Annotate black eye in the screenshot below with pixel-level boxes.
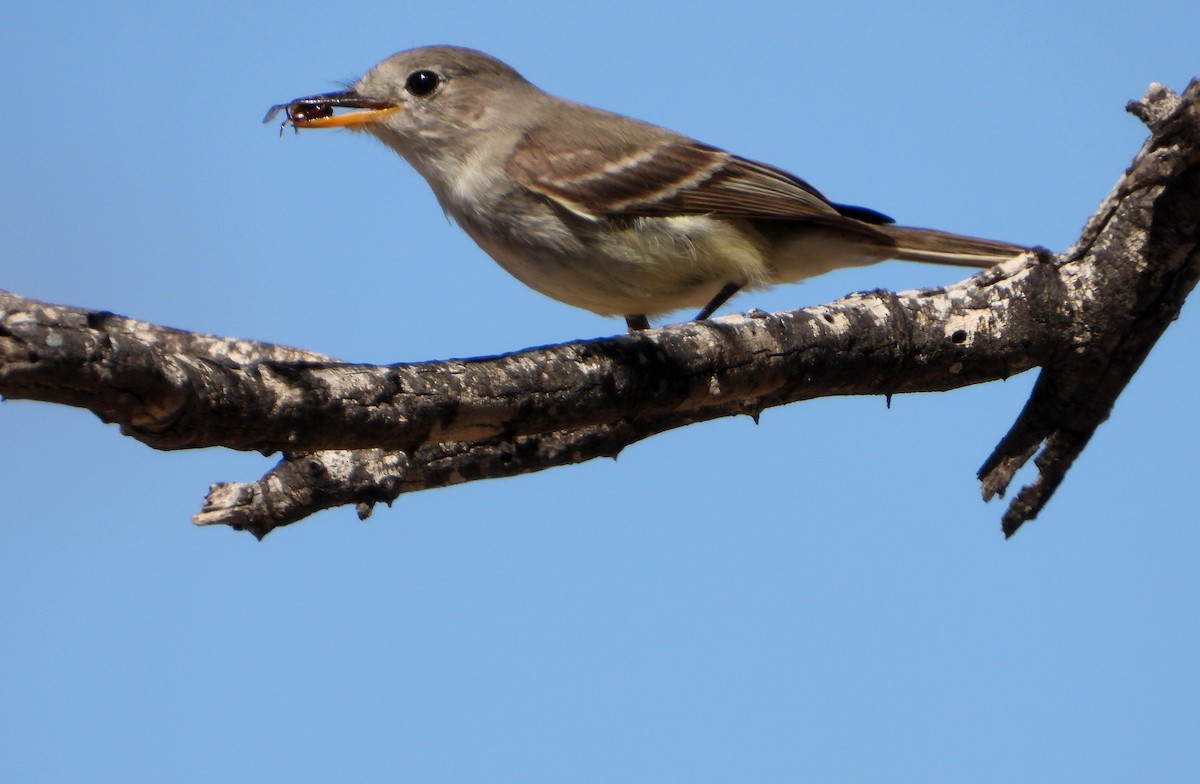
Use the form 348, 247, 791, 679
405, 69, 442, 97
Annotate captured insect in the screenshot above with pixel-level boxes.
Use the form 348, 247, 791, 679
263, 100, 334, 136
289, 103, 334, 123
263, 92, 399, 137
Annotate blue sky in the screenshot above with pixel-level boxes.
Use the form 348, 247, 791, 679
2, 1, 1197, 781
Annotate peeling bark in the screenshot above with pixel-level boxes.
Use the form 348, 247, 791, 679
2, 81, 1197, 539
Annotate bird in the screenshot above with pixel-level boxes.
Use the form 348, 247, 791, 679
265, 46, 1027, 332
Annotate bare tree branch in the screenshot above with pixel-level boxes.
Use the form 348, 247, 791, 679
0, 259, 1053, 453
978, 82, 1200, 534
2, 81, 1197, 539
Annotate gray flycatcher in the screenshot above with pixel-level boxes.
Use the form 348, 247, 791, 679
266, 46, 1027, 331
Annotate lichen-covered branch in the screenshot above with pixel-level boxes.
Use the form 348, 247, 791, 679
0, 256, 1055, 455
1, 81, 1197, 538
1, 258, 1051, 451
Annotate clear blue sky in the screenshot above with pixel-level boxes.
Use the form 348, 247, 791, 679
2, 2, 1197, 781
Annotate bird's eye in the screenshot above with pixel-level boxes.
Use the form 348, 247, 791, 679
405, 70, 442, 97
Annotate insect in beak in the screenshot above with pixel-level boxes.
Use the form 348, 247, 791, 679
264, 91, 401, 137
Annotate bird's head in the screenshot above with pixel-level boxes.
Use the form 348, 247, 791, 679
265, 46, 537, 164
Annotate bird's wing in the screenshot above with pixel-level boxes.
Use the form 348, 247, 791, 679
507, 123, 865, 222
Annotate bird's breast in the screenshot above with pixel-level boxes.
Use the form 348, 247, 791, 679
455, 209, 772, 317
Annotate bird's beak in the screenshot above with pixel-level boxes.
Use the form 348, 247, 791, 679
263, 90, 401, 130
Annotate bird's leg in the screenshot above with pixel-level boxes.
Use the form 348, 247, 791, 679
625, 315, 651, 332
694, 282, 743, 321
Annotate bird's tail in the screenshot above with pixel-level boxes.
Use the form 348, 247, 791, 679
877, 225, 1028, 268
